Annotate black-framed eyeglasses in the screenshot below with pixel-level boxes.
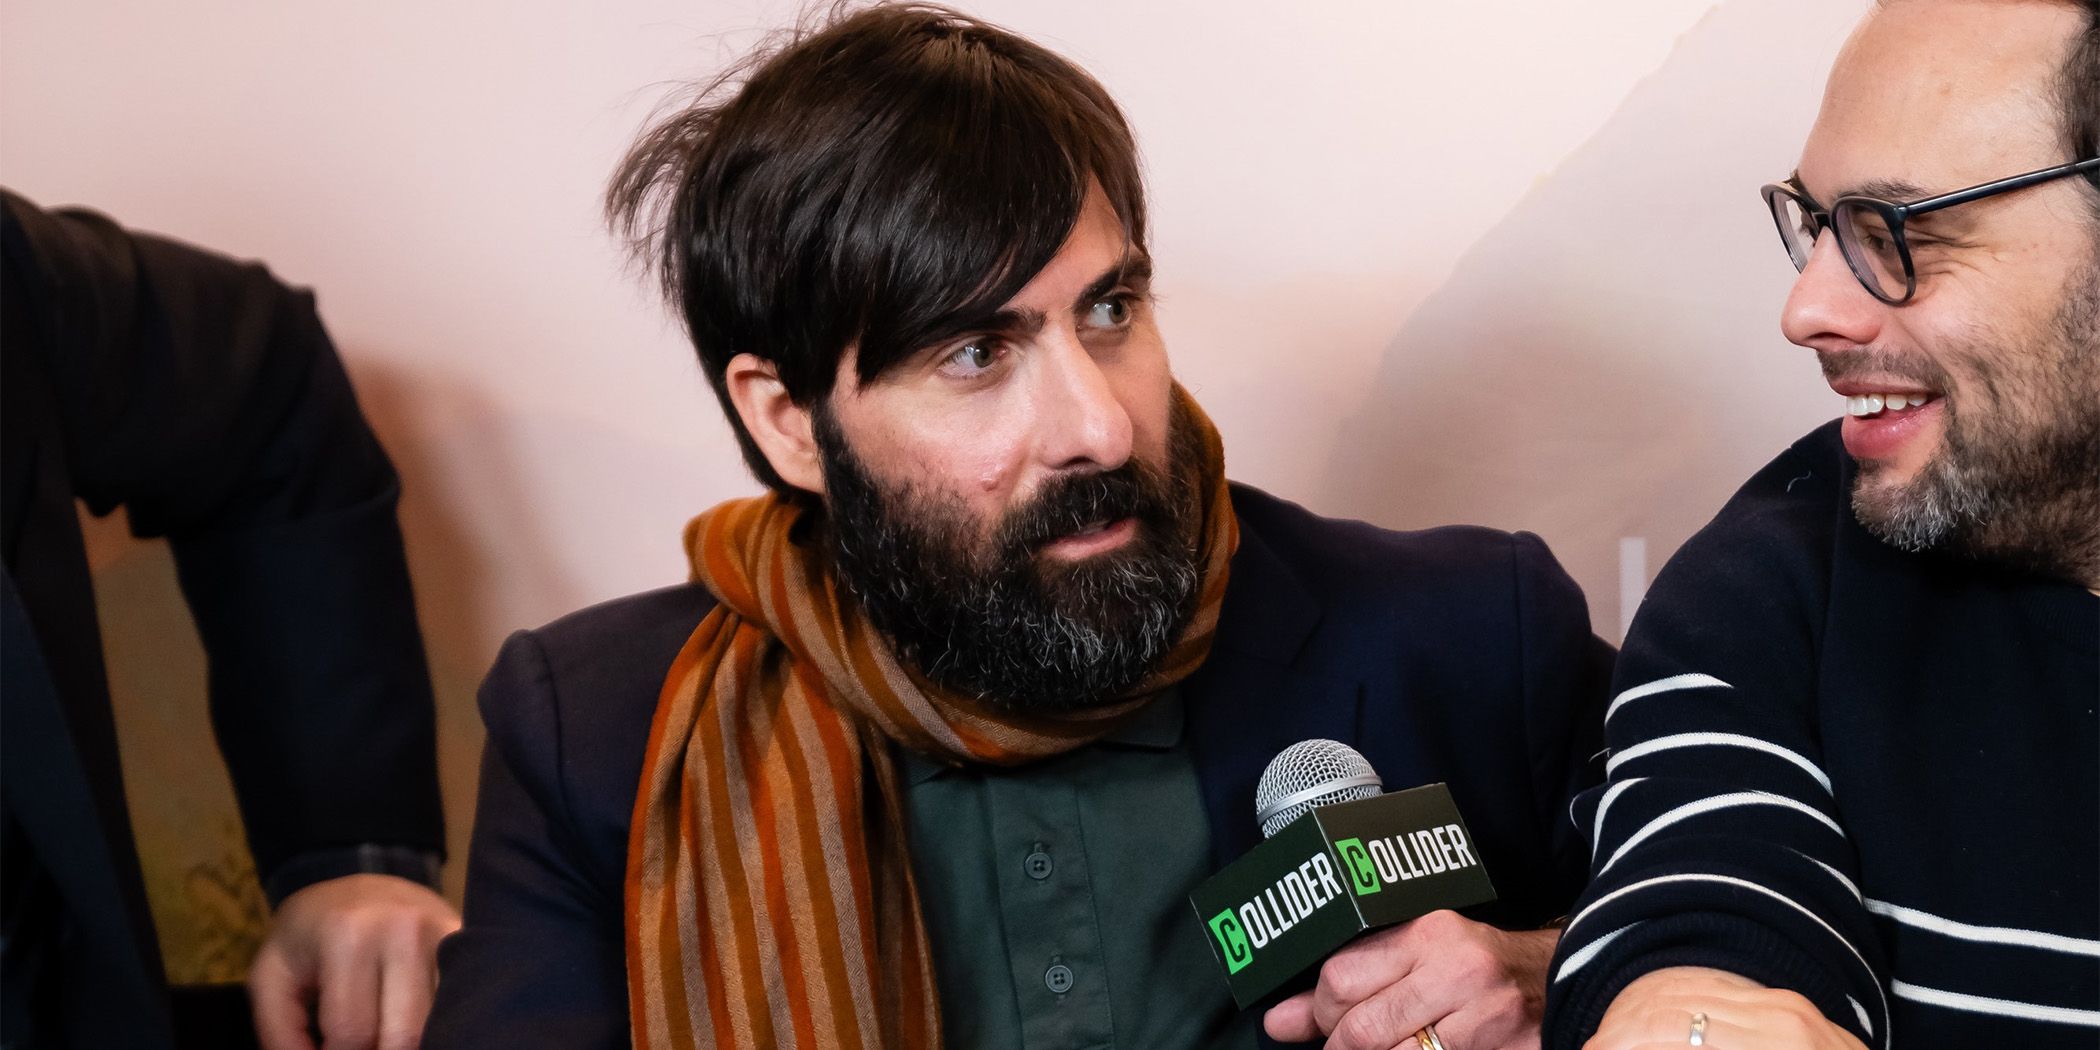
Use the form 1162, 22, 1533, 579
1761, 157, 2100, 305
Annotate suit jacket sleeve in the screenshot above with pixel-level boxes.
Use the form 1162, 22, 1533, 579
0, 190, 443, 889
426, 630, 631, 1049
1512, 531, 1616, 919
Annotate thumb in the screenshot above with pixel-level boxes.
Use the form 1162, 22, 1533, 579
1264, 990, 1321, 1044
250, 943, 320, 1050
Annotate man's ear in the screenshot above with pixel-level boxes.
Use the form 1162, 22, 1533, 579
724, 353, 825, 495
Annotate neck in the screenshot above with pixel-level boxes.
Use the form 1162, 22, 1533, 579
1958, 485, 2100, 593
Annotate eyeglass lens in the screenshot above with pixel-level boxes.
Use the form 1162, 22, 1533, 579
1832, 201, 1907, 302
1770, 192, 1819, 271
1767, 189, 1910, 302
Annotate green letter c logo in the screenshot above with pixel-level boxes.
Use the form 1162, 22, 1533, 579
1336, 838, 1380, 896
1209, 909, 1252, 973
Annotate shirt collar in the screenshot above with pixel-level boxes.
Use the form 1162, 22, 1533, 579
898, 687, 1185, 785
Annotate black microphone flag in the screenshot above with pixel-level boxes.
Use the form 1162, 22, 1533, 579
1187, 782, 1497, 1007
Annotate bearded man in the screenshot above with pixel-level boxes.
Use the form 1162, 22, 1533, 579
1546, 1, 2100, 1047
425, 6, 1612, 1048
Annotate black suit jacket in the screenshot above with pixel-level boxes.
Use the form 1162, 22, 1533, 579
426, 484, 1613, 1048
0, 191, 445, 1049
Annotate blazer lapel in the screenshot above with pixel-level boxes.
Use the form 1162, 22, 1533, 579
1184, 490, 1364, 868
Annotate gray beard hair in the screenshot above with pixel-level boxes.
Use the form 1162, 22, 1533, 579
812, 405, 1205, 714
1851, 261, 2100, 583
924, 534, 1197, 696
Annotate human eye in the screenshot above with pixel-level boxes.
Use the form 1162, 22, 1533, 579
1898, 226, 1951, 254
1838, 206, 1904, 269
935, 337, 1006, 379
1083, 293, 1136, 330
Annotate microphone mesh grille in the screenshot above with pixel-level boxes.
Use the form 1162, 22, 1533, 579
1254, 739, 1383, 839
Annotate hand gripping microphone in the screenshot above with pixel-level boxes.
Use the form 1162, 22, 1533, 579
1188, 740, 1498, 1007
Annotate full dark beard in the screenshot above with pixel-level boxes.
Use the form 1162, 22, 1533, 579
1847, 263, 2100, 583
813, 403, 1207, 713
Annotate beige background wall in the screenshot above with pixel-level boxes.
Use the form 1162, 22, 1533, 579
0, 0, 1867, 981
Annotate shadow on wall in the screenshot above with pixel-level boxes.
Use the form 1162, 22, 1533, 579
1317, 0, 1862, 638
345, 360, 601, 906
345, 355, 719, 898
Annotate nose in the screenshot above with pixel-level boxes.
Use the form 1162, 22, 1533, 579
1780, 230, 1889, 353
1032, 333, 1134, 474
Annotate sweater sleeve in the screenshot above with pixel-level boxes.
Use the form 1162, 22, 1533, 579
1543, 428, 1891, 1048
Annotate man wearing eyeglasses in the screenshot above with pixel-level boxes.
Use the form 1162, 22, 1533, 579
1542, 1, 2098, 1048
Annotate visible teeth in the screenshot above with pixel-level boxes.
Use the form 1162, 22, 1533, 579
1845, 393, 1935, 417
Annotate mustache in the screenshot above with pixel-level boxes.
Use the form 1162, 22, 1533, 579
1819, 347, 1956, 391
993, 463, 1159, 553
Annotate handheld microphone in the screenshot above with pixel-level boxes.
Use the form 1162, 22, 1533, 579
1188, 740, 1498, 1008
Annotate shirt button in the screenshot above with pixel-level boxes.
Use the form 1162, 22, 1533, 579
1023, 850, 1054, 880
1044, 963, 1074, 994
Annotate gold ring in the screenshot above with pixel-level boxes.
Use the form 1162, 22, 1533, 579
1416, 1024, 1449, 1050
1688, 1011, 1708, 1046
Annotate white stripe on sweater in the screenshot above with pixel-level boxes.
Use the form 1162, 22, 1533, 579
1587, 777, 1647, 860
1598, 791, 1842, 876
1890, 979, 2100, 1028
1847, 996, 1874, 1037
1865, 899, 2100, 958
1789, 847, 1863, 903
1605, 732, 1833, 795
1553, 923, 1637, 981
1554, 872, 1889, 1048
1604, 673, 1732, 725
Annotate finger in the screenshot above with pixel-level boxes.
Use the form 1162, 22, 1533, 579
1313, 925, 1427, 1034
376, 933, 436, 1050
1265, 991, 1322, 1043
317, 924, 382, 1050
1596, 1010, 1757, 1050
249, 946, 320, 1050
1427, 989, 1532, 1050
1323, 980, 1446, 1050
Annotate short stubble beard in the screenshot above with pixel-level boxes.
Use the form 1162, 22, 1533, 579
1846, 261, 2100, 586
812, 401, 1208, 714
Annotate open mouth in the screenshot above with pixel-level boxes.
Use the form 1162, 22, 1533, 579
1836, 386, 1945, 462
1040, 517, 1137, 558
1843, 392, 1940, 419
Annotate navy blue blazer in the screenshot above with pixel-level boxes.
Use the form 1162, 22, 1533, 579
2, 191, 444, 1049
426, 484, 1612, 1047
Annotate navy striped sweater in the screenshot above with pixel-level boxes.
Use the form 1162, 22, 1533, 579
1545, 423, 2099, 1047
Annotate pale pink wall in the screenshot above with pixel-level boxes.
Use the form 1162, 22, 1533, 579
1, 0, 1867, 979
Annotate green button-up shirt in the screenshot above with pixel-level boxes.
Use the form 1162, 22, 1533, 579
898, 691, 1262, 1050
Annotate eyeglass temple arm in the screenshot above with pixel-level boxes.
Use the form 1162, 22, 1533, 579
1907, 157, 2100, 216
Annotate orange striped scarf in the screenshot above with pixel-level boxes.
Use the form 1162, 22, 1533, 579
625, 392, 1237, 1050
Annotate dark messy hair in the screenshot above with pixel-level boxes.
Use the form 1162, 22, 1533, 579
2065, 1, 2100, 194
606, 2, 1148, 495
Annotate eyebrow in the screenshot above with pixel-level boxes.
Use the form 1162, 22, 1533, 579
1786, 170, 1931, 204
968, 250, 1155, 339
1787, 170, 1972, 232
1845, 177, 1930, 201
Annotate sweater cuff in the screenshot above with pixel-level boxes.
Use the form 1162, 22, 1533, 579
1548, 912, 1874, 1048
